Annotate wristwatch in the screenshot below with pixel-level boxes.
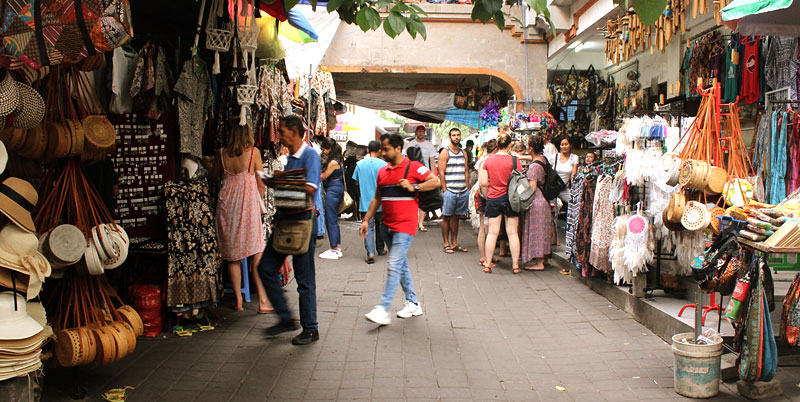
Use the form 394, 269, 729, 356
412, 184, 420, 192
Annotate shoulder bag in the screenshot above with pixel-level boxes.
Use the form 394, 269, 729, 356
534, 157, 566, 201
404, 161, 442, 212
272, 210, 314, 255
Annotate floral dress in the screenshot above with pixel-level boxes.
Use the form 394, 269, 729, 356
589, 175, 615, 272
521, 162, 552, 262
164, 178, 221, 308
216, 148, 266, 261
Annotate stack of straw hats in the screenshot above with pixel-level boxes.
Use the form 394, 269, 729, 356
0, 292, 50, 381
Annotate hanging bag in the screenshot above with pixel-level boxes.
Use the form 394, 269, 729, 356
404, 161, 442, 212
2, 0, 134, 69
272, 211, 314, 255
508, 156, 535, 213
339, 165, 354, 214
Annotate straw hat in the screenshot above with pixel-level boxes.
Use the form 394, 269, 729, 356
0, 128, 26, 152
0, 140, 6, 175
0, 330, 44, 353
17, 124, 48, 160
0, 177, 38, 233
83, 116, 116, 150
0, 224, 51, 300
11, 81, 45, 130
0, 292, 43, 340
0, 70, 21, 117
681, 201, 711, 231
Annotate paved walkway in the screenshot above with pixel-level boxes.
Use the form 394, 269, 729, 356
43, 220, 800, 401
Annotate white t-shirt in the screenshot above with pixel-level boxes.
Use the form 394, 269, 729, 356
404, 140, 436, 166
548, 153, 579, 184
110, 47, 136, 114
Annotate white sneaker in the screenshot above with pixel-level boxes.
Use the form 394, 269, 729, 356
335, 249, 343, 258
365, 306, 391, 325
319, 249, 340, 260
396, 301, 423, 318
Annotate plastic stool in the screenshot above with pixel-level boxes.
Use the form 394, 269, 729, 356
240, 258, 251, 303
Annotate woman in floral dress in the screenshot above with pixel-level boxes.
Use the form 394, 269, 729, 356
521, 135, 552, 270
210, 124, 271, 313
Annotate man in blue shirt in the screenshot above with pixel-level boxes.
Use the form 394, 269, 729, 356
352, 140, 388, 264
258, 115, 321, 345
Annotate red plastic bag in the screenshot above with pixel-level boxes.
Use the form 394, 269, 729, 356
133, 284, 164, 338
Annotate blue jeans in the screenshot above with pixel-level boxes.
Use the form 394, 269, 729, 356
380, 230, 418, 310
365, 212, 388, 256
258, 212, 318, 332
314, 187, 325, 237
324, 181, 344, 249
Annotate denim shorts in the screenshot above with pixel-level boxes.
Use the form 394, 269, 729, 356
442, 189, 469, 216
485, 193, 518, 218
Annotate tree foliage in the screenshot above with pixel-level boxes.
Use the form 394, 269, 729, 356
302, 0, 554, 40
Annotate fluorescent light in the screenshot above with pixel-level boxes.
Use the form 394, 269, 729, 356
575, 43, 585, 52
568, 41, 580, 49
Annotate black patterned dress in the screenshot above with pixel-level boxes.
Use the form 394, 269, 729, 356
574, 175, 597, 270
164, 179, 221, 309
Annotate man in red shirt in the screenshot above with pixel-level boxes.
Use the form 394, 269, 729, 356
360, 133, 440, 325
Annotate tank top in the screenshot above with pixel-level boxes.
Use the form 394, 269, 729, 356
324, 159, 344, 187
444, 147, 467, 193
740, 37, 761, 104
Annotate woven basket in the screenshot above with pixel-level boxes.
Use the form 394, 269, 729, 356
207, 28, 234, 52
237, 85, 257, 106
77, 328, 96, 366
82, 115, 116, 150
65, 119, 85, 157
679, 160, 710, 190
116, 322, 136, 356
44, 122, 70, 159
667, 192, 686, 223
681, 201, 711, 231
704, 167, 728, 195
709, 206, 726, 234
42, 224, 86, 266
117, 306, 143, 337
19, 124, 48, 160
55, 329, 84, 367
91, 326, 117, 366
0, 127, 26, 151
662, 209, 685, 232
84, 242, 105, 276
107, 322, 129, 360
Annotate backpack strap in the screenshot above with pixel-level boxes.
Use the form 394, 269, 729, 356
512, 156, 518, 172
403, 160, 411, 179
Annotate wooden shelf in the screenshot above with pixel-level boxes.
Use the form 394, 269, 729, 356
738, 238, 800, 254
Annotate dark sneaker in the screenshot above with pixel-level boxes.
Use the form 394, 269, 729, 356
264, 320, 299, 337
291, 330, 320, 345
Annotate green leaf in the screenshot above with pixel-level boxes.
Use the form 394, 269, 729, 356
383, 18, 397, 37
634, 0, 667, 25
483, 0, 503, 14
493, 11, 505, 30
409, 15, 426, 40
408, 4, 428, 16
284, 0, 300, 11
376, 0, 392, 8
327, 0, 345, 12
391, 2, 410, 12
365, 7, 381, 30
407, 19, 418, 39
356, 7, 371, 31
309, 0, 317, 11
387, 12, 406, 36
471, 0, 493, 22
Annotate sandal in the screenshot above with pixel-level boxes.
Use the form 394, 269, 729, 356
479, 259, 497, 268
483, 266, 492, 273
559, 269, 571, 276
443, 246, 455, 254
365, 256, 375, 264
418, 226, 428, 232
513, 267, 521, 274
452, 245, 468, 253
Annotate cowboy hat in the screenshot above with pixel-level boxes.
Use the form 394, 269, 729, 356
0, 292, 43, 340
0, 177, 38, 233
0, 224, 51, 300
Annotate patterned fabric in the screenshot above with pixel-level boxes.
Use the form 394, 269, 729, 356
765, 37, 799, 101
564, 175, 584, 261
589, 175, 615, 272
787, 113, 800, 194
164, 179, 221, 308
574, 175, 597, 269
216, 148, 266, 261
174, 59, 213, 158
444, 148, 467, 193
256, 63, 293, 144
310, 70, 335, 135
1, 0, 133, 68
521, 162, 552, 262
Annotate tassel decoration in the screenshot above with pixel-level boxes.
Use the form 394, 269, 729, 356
212, 52, 221, 75
240, 104, 247, 126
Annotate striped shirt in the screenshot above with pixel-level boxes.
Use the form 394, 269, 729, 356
444, 147, 467, 193
378, 158, 431, 235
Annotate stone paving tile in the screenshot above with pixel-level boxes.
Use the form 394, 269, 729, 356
41, 224, 800, 401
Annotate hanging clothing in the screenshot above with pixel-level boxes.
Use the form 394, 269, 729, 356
769, 111, 788, 204
216, 148, 266, 261
764, 37, 798, 100
723, 36, 742, 104
164, 178, 221, 308
574, 175, 597, 271
589, 175, 615, 272
740, 37, 762, 104
110, 47, 136, 114
310, 70, 335, 135
520, 162, 552, 263
256, 63, 293, 144
564, 175, 584, 262
174, 59, 213, 158
787, 113, 800, 194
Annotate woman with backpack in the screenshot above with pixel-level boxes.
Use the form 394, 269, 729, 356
520, 135, 552, 271
479, 133, 523, 274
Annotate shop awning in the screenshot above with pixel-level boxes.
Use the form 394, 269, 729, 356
721, 0, 800, 37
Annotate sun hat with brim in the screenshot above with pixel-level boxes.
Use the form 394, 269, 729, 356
0, 330, 44, 353
0, 268, 29, 292
11, 82, 45, 130
0, 177, 38, 233
0, 71, 21, 117
0, 224, 51, 300
0, 292, 43, 340
0, 357, 41, 381
83, 116, 116, 150
0, 140, 7, 175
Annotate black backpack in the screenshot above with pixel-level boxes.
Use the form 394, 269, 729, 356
533, 158, 566, 201
403, 161, 443, 212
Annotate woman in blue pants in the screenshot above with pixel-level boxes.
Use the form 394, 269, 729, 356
319, 137, 344, 260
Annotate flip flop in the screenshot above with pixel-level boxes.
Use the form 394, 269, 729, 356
365, 256, 375, 264
418, 227, 428, 232
452, 245, 468, 253
257, 308, 274, 314
443, 246, 454, 254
